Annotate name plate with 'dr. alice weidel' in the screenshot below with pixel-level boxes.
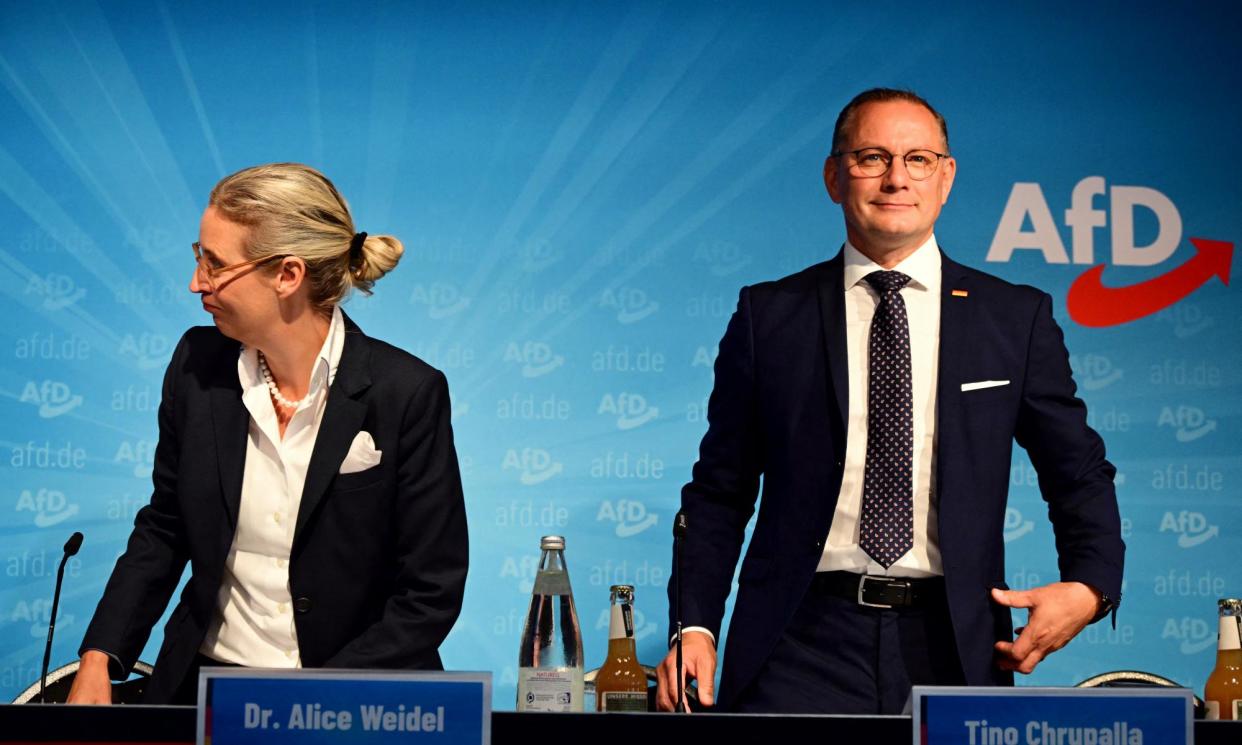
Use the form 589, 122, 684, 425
197, 668, 491, 745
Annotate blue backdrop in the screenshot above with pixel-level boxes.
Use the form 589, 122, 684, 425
1, 0, 1238, 710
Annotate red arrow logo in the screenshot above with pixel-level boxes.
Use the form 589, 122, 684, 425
1066, 237, 1233, 327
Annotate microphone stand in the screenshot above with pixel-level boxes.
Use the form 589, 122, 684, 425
673, 512, 688, 712
40, 532, 83, 703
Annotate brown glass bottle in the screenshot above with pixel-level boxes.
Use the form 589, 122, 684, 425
1206, 598, 1242, 720
595, 585, 648, 711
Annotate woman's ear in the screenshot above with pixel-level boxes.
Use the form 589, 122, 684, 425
274, 256, 308, 299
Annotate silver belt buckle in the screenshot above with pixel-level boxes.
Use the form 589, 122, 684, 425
857, 574, 896, 608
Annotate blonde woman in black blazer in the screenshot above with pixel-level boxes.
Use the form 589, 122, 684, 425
69, 164, 468, 704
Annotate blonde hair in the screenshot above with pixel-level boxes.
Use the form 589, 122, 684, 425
208, 163, 403, 315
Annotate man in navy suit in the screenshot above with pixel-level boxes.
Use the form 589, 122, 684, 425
655, 89, 1124, 714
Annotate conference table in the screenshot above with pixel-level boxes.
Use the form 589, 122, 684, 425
1, 704, 1239, 744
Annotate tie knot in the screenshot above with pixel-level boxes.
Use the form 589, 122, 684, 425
864, 270, 911, 295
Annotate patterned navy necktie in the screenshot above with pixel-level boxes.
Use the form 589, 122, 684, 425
860, 270, 914, 569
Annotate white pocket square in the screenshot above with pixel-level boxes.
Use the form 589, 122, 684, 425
339, 431, 382, 474
961, 379, 1010, 392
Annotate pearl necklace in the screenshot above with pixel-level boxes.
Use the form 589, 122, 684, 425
257, 351, 304, 409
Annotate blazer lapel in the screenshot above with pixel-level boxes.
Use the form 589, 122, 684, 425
817, 251, 849, 433
935, 251, 973, 502
211, 355, 249, 530
293, 316, 372, 549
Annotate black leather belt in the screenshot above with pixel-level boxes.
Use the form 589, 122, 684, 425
812, 571, 944, 609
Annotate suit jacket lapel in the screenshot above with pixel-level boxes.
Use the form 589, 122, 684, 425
293, 315, 372, 549
936, 251, 973, 504
211, 349, 249, 530
817, 251, 849, 433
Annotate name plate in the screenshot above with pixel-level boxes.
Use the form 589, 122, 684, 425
912, 686, 1192, 745
197, 668, 490, 745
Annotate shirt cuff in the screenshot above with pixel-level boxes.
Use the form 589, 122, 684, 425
670, 626, 716, 648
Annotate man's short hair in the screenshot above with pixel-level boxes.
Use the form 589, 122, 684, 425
831, 88, 950, 154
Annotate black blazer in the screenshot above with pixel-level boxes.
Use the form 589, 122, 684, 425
81, 314, 469, 703
670, 251, 1124, 709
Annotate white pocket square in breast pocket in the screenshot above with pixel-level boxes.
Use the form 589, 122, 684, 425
961, 379, 1010, 392
339, 431, 382, 474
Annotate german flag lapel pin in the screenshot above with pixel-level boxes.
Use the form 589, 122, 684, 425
951, 289, 969, 297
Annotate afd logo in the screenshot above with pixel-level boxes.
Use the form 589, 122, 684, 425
10, 598, 75, 638
449, 393, 470, 422
503, 341, 564, 378
1157, 405, 1216, 442
19, 380, 83, 418
498, 555, 539, 593
502, 448, 563, 486
598, 393, 659, 430
114, 439, 155, 479
409, 282, 471, 319
519, 238, 562, 273
1069, 354, 1122, 391
125, 225, 174, 262
1159, 510, 1218, 548
596, 499, 659, 538
594, 605, 658, 641
1157, 303, 1213, 339
693, 239, 752, 276
1161, 617, 1215, 655
1002, 507, 1034, 543
25, 273, 86, 310
987, 177, 1233, 326
16, 488, 80, 528
600, 287, 659, 324
692, 345, 717, 368
118, 333, 171, 370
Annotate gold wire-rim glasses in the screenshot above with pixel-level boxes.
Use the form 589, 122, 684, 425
192, 242, 291, 289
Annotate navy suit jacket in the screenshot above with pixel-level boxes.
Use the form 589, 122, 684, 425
81, 314, 469, 703
669, 251, 1124, 710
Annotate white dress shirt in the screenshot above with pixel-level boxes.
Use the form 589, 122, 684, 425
817, 236, 943, 577
200, 305, 346, 666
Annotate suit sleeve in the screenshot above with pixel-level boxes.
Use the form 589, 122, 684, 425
79, 332, 192, 679
668, 287, 766, 643
324, 370, 468, 667
1015, 293, 1125, 612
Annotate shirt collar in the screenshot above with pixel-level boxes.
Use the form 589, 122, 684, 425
842, 234, 942, 293
238, 304, 347, 402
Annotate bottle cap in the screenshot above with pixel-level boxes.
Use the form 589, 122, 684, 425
540, 535, 565, 551
610, 584, 635, 593
1219, 598, 1242, 615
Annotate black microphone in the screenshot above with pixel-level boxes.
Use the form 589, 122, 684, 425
40, 531, 83, 703
672, 512, 688, 712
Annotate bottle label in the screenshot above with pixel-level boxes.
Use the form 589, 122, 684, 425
532, 568, 572, 595
609, 603, 635, 640
601, 691, 648, 712
1219, 616, 1242, 651
517, 667, 584, 712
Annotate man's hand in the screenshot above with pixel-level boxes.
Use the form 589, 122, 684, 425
655, 631, 716, 712
991, 581, 1101, 675
66, 650, 113, 704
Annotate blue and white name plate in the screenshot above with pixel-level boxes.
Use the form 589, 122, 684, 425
912, 686, 1192, 745
197, 668, 491, 745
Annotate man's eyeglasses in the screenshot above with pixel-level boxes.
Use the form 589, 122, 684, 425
192, 242, 289, 291
831, 147, 949, 181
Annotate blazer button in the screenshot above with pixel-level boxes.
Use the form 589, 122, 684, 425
293, 597, 312, 614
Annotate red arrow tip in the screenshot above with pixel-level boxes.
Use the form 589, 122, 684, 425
1188, 237, 1234, 286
